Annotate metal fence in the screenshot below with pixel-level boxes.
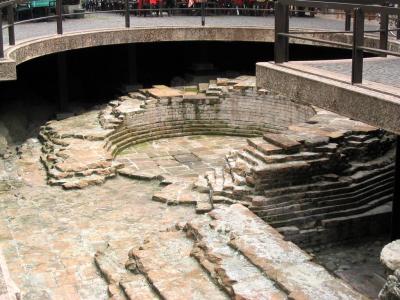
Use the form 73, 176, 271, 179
1, 0, 400, 85
274, 0, 400, 84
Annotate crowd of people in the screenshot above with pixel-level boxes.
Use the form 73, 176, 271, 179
84, 0, 276, 15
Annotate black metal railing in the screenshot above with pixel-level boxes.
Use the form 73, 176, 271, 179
2, 0, 400, 73
274, 0, 400, 84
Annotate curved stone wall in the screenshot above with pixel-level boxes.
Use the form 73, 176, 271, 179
39, 76, 315, 189
105, 83, 315, 157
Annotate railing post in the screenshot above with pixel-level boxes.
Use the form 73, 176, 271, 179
7, 5, 15, 46
0, 9, 4, 59
345, 10, 351, 31
392, 136, 400, 240
56, 0, 63, 34
379, 8, 389, 54
274, 1, 289, 63
201, 0, 205, 26
125, 0, 130, 28
351, 8, 364, 84
397, 14, 400, 40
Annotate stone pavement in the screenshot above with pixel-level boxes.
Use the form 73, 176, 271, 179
116, 135, 248, 181
1, 145, 197, 299
302, 57, 400, 88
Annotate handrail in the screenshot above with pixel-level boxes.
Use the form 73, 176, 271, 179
274, 0, 400, 84
281, 0, 400, 14
278, 32, 353, 48
0, 1, 14, 9
1, 0, 400, 66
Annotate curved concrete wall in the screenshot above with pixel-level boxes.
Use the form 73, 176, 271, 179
3, 25, 399, 81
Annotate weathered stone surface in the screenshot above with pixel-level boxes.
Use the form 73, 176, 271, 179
379, 269, 400, 300
131, 231, 228, 300
263, 133, 301, 150
208, 204, 367, 300
0, 250, 20, 300
152, 181, 210, 208
189, 106, 396, 246
0, 135, 7, 157
95, 245, 158, 300
186, 215, 287, 300
381, 240, 400, 272
145, 86, 183, 98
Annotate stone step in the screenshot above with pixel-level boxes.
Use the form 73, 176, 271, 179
94, 246, 157, 300
237, 150, 264, 167
193, 175, 210, 193
261, 163, 393, 200
263, 180, 349, 199
185, 215, 287, 299
256, 168, 394, 210
130, 231, 229, 300
258, 182, 393, 221
262, 133, 301, 150
208, 204, 366, 300
152, 181, 212, 214
222, 169, 234, 191
269, 193, 392, 228
246, 137, 284, 156
257, 176, 394, 217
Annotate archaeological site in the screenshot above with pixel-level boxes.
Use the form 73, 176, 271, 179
1, 1, 400, 299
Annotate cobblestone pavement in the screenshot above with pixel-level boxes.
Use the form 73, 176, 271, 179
304, 57, 400, 88
2, 13, 379, 46
0, 135, 248, 299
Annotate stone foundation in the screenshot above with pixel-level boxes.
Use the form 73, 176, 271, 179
39, 76, 315, 189
156, 109, 395, 246
95, 203, 367, 300
39, 76, 395, 246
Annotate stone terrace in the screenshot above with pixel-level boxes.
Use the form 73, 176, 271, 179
0, 76, 395, 299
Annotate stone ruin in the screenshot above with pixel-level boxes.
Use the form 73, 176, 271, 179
35, 76, 397, 299
185, 110, 395, 246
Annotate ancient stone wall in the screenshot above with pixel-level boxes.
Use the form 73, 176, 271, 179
105, 86, 315, 156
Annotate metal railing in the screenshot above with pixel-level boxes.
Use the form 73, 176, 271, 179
1, 3, 279, 58
2, 0, 400, 77
274, 0, 400, 84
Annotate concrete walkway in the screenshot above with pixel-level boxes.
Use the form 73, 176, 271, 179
301, 57, 400, 88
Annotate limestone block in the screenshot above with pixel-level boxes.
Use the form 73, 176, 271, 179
381, 240, 400, 272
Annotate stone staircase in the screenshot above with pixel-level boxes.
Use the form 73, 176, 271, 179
95, 204, 368, 300
188, 110, 395, 246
